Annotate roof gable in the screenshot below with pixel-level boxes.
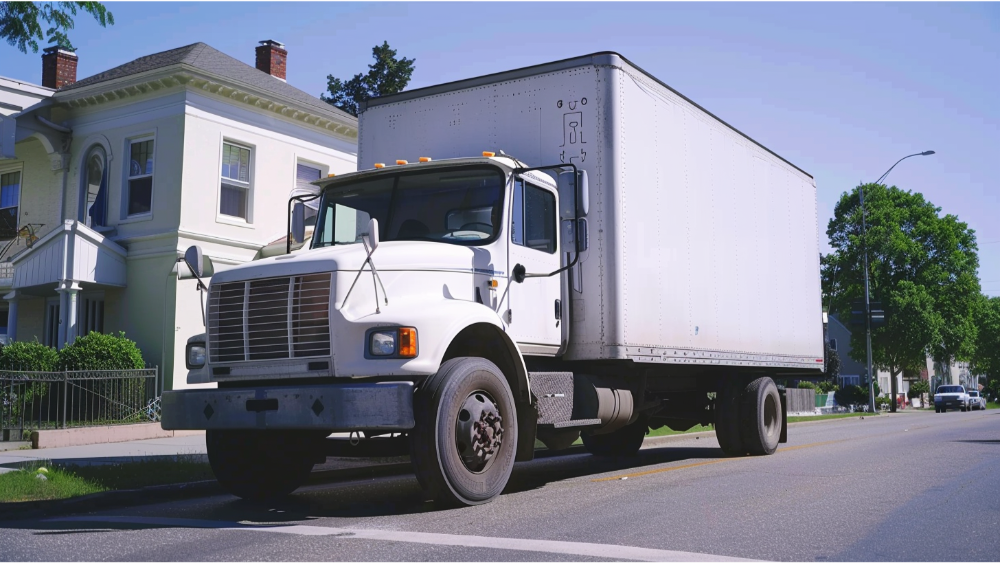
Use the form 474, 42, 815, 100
57, 42, 354, 124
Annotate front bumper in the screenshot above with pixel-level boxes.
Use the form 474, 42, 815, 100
160, 382, 414, 431
935, 398, 966, 409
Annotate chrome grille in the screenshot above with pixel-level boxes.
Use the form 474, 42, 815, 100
208, 273, 332, 363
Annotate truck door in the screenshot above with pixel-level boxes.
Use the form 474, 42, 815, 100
507, 178, 562, 352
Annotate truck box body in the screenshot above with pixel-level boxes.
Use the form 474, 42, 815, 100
360, 53, 823, 371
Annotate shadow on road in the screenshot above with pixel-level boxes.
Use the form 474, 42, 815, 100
4, 444, 726, 535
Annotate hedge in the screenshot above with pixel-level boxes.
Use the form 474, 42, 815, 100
0, 340, 60, 371
59, 331, 145, 371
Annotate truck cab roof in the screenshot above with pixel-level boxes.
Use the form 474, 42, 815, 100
313, 155, 558, 193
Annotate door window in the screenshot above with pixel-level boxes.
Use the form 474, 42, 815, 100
511, 180, 557, 253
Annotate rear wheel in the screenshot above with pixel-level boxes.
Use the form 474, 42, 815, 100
207, 430, 319, 501
740, 377, 782, 455
582, 416, 647, 457
410, 357, 517, 506
715, 377, 747, 456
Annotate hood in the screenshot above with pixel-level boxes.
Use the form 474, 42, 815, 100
212, 241, 504, 284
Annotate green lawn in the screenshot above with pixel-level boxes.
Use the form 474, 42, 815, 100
0, 456, 213, 504
788, 412, 871, 423
987, 402, 999, 410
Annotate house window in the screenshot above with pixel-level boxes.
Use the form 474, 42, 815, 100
44, 298, 60, 347
829, 338, 838, 351
511, 180, 557, 253
126, 138, 154, 216
0, 171, 21, 239
296, 163, 322, 226
79, 294, 105, 335
220, 142, 252, 220
83, 146, 108, 227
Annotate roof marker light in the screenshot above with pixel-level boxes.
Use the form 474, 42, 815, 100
374, 163, 385, 169
327, 173, 336, 177
396, 160, 408, 165
419, 157, 432, 162
482, 151, 495, 157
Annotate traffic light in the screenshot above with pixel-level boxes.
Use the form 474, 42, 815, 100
850, 300, 866, 326
869, 301, 886, 328
849, 299, 887, 328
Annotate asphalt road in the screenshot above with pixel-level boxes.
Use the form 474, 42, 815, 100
2, 409, 998, 562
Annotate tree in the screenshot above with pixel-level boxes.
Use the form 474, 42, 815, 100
822, 183, 980, 412
321, 41, 415, 117
1, 1, 113, 54
823, 339, 841, 382
971, 295, 1000, 382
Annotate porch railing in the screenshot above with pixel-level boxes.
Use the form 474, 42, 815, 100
0, 368, 159, 442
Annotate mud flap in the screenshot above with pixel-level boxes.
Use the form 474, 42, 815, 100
515, 401, 538, 462
779, 388, 788, 444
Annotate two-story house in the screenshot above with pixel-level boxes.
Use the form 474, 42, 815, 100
0, 41, 358, 391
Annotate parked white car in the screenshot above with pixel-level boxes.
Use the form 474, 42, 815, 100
934, 385, 969, 413
967, 390, 986, 411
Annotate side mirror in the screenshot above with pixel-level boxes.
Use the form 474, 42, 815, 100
576, 170, 589, 217
556, 170, 589, 219
365, 217, 380, 252
557, 171, 576, 220
291, 203, 306, 244
183, 245, 204, 278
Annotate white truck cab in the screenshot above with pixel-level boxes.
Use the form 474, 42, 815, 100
162, 53, 823, 506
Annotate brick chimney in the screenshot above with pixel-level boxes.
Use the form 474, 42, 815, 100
255, 40, 287, 81
41, 46, 78, 89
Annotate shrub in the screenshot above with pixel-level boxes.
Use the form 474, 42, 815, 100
797, 381, 817, 390
908, 380, 930, 399
59, 332, 144, 371
875, 396, 891, 409
817, 381, 839, 393
0, 340, 59, 371
834, 385, 868, 407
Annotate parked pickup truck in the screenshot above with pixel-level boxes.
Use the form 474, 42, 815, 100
934, 385, 969, 413
967, 390, 986, 410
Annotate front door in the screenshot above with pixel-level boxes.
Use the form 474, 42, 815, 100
506, 178, 562, 352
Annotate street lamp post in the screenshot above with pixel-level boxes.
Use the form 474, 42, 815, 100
862, 150, 935, 413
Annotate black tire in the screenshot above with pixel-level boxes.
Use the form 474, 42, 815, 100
410, 357, 518, 506
715, 376, 747, 456
582, 416, 647, 457
740, 377, 782, 456
207, 430, 318, 501
935, 407, 940, 413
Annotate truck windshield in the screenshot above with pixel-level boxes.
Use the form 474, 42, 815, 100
312, 166, 505, 248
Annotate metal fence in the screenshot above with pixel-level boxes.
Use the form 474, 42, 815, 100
0, 368, 159, 441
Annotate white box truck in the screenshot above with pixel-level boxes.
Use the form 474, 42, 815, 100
162, 52, 824, 506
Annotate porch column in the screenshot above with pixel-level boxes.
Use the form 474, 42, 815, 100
3, 290, 19, 342
56, 280, 81, 349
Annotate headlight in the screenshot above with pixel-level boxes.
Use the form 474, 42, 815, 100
186, 343, 207, 369
370, 331, 396, 356
367, 327, 417, 358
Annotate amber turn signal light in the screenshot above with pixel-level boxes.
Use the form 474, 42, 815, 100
399, 327, 417, 358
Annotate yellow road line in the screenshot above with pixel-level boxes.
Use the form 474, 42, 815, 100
591, 438, 848, 482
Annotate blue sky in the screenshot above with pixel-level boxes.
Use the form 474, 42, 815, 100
2, 2, 998, 295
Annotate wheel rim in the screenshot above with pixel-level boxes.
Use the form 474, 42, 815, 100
763, 393, 779, 441
454, 390, 504, 473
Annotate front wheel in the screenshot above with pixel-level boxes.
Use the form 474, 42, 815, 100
410, 357, 518, 506
207, 430, 318, 501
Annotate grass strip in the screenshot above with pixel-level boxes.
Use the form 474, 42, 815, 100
0, 456, 213, 504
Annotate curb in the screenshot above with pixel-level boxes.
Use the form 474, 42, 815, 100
1, 414, 873, 520
0, 460, 415, 521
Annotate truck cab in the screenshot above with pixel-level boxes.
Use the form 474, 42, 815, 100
164, 154, 589, 505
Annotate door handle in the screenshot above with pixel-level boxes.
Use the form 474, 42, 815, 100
555, 299, 562, 320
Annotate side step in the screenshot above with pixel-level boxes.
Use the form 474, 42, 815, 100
529, 371, 601, 429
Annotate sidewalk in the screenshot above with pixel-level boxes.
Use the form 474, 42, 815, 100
0, 432, 409, 476
0, 433, 209, 473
